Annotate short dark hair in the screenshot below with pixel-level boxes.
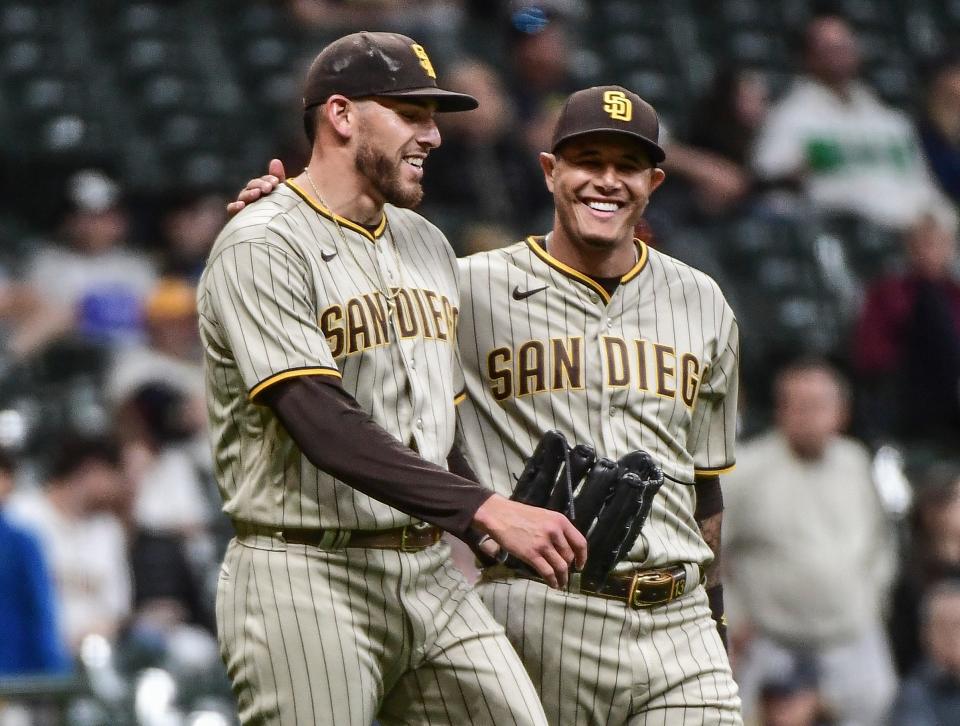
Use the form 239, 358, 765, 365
303, 105, 322, 146
48, 435, 120, 482
774, 356, 850, 403
128, 383, 192, 446
792, 6, 850, 58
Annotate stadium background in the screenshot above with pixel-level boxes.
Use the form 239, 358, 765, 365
0, 0, 958, 724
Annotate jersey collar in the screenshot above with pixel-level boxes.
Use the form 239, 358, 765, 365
525, 235, 649, 304
286, 179, 387, 242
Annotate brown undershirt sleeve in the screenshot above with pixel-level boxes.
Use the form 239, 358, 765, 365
446, 439, 479, 483
261, 375, 494, 538
445, 436, 492, 552
693, 475, 723, 520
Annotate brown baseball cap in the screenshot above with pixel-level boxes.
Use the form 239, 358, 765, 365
551, 85, 665, 163
303, 32, 478, 113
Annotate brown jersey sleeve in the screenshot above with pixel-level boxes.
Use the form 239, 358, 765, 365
262, 375, 494, 538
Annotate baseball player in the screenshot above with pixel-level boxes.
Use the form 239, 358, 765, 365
230, 85, 742, 724
458, 86, 742, 725
201, 32, 585, 726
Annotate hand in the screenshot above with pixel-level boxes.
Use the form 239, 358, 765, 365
226, 158, 287, 216
471, 494, 587, 589
692, 157, 749, 214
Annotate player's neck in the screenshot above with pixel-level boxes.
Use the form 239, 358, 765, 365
299, 157, 384, 227
546, 227, 638, 278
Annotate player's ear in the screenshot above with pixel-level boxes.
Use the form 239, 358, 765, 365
648, 166, 666, 193
323, 95, 356, 140
539, 152, 557, 194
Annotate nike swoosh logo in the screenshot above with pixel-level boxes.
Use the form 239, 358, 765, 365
512, 285, 548, 301
321, 250, 337, 262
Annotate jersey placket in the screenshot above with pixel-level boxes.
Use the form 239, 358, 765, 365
375, 229, 425, 456
590, 286, 631, 461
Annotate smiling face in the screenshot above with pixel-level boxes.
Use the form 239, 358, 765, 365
353, 97, 441, 208
541, 133, 665, 253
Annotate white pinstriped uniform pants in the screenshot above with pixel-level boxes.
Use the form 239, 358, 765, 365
477, 576, 743, 726
217, 535, 547, 726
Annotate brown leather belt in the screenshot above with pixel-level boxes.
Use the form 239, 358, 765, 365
483, 564, 694, 609
233, 521, 442, 552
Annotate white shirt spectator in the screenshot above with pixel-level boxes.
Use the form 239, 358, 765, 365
133, 447, 209, 534
753, 77, 945, 230
722, 430, 898, 725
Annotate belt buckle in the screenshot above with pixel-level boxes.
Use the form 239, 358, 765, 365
629, 568, 686, 608
401, 523, 433, 552
400, 525, 416, 552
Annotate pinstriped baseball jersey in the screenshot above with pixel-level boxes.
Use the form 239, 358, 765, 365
457, 235, 739, 572
198, 180, 463, 531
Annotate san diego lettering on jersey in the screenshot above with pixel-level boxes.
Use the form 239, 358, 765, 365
319, 286, 459, 358
486, 336, 703, 406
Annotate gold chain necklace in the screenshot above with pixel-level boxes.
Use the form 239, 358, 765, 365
303, 167, 403, 311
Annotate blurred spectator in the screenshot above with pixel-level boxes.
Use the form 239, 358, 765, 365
752, 14, 946, 230
0, 269, 73, 361
121, 383, 210, 538
505, 6, 575, 124
500, 5, 574, 238
26, 169, 157, 348
889, 466, 960, 676
664, 66, 770, 219
106, 277, 204, 408
7, 436, 132, 654
756, 655, 835, 726
423, 58, 551, 244
0, 449, 70, 675
918, 54, 960, 206
890, 578, 960, 725
288, 0, 463, 37
120, 383, 215, 636
689, 67, 771, 170
723, 360, 898, 726
288, 0, 399, 26
852, 209, 960, 449
159, 192, 227, 282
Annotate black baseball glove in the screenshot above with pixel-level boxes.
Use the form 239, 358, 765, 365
510, 429, 596, 517
501, 430, 595, 571
503, 432, 664, 591
578, 450, 664, 592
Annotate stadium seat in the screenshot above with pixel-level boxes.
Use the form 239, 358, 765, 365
0, 4, 44, 36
